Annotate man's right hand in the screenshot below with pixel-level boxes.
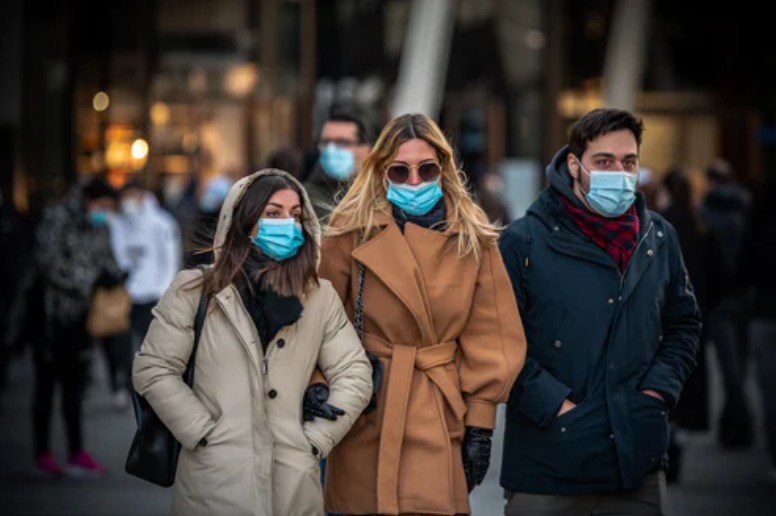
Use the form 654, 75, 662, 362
557, 399, 576, 417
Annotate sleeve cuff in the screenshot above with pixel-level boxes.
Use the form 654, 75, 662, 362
464, 399, 498, 429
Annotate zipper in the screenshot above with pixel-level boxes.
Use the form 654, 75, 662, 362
619, 221, 653, 292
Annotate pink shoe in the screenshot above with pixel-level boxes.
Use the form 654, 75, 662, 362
34, 451, 63, 478
65, 450, 108, 478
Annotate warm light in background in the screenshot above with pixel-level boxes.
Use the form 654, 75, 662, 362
150, 102, 170, 126
224, 63, 259, 98
131, 138, 149, 160
92, 91, 110, 112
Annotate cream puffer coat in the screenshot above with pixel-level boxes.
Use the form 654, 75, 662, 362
133, 169, 372, 516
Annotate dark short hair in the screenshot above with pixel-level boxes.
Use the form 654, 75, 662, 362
705, 159, 734, 184
83, 177, 118, 201
568, 108, 644, 159
326, 104, 373, 144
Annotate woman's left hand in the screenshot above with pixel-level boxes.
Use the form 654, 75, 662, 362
462, 426, 493, 492
303, 383, 346, 421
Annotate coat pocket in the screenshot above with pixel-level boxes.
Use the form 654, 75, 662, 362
629, 391, 670, 480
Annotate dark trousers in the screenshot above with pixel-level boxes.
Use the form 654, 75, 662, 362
130, 302, 156, 350
100, 332, 133, 393
752, 319, 776, 467
33, 323, 90, 457
504, 472, 667, 516
712, 303, 753, 444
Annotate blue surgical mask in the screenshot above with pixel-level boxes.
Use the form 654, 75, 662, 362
89, 209, 109, 227
319, 144, 355, 181
577, 160, 637, 218
386, 179, 443, 216
251, 218, 305, 261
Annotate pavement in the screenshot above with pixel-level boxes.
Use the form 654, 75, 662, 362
1, 345, 774, 516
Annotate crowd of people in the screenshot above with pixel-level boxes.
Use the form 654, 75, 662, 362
0, 106, 773, 516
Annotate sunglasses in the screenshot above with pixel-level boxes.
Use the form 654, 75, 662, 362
385, 161, 442, 184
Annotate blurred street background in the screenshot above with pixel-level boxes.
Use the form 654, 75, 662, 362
2, 0, 776, 515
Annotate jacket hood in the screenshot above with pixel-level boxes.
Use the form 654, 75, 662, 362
546, 146, 585, 208
214, 169, 322, 262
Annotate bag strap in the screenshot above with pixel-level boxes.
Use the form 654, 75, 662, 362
183, 266, 211, 387
354, 229, 365, 341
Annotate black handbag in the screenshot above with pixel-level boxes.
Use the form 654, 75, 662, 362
125, 283, 210, 487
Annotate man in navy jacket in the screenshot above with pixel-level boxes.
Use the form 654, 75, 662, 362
499, 108, 701, 515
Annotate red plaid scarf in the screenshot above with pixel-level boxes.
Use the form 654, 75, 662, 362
561, 196, 639, 272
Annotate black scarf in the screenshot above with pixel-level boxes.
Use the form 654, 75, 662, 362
392, 198, 447, 233
236, 251, 303, 351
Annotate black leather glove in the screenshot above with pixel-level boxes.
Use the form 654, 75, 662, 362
303, 383, 346, 422
462, 426, 493, 493
363, 351, 383, 414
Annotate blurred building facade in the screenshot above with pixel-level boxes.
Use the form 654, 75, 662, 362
1, 0, 775, 219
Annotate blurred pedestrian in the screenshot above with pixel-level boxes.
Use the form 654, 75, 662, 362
476, 170, 511, 224
105, 181, 181, 410
737, 175, 776, 481
32, 177, 125, 478
304, 106, 372, 222
133, 169, 371, 516
659, 167, 727, 482
185, 174, 233, 268
499, 109, 701, 515
700, 159, 754, 448
0, 188, 28, 391
315, 113, 526, 515
267, 146, 305, 182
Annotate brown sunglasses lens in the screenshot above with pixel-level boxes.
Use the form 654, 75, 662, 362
386, 164, 411, 184
418, 162, 441, 182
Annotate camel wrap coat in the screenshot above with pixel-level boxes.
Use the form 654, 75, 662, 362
319, 205, 527, 515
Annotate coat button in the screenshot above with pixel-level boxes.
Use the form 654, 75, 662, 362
560, 427, 567, 433
554, 340, 562, 348
553, 225, 560, 231
277, 339, 286, 348
658, 334, 663, 343
647, 250, 654, 256
608, 298, 614, 304
657, 231, 664, 238
609, 433, 614, 439
268, 389, 278, 399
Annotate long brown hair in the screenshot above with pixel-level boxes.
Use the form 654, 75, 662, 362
200, 175, 319, 298
326, 113, 498, 260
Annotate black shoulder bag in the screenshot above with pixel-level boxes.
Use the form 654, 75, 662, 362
125, 276, 210, 487
356, 229, 383, 414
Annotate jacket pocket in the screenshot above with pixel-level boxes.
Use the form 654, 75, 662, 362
516, 399, 619, 484
629, 391, 670, 480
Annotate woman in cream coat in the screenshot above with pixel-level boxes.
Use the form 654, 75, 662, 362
133, 169, 372, 516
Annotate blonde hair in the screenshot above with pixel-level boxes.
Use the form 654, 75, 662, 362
325, 113, 498, 260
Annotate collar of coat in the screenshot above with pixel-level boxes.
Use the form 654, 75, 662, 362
348, 195, 468, 347
368, 195, 461, 235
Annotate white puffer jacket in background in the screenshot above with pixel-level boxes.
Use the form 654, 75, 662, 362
109, 193, 181, 304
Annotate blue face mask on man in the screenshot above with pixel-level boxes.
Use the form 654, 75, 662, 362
251, 218, 305, 261
386, 179, 444, 216
576, 159, 638, 218
319, 144, 355, 181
